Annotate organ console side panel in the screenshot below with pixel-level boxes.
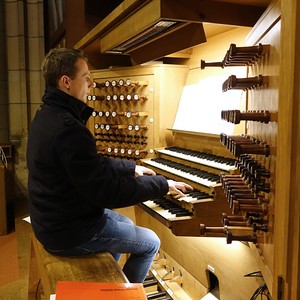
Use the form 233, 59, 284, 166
276, 0, 300, 298
244, 0, 280, 295
246, 0, 300, 298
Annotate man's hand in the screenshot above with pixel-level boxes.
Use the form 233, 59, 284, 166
167, 180, 193, 197
135, 165, 156, 176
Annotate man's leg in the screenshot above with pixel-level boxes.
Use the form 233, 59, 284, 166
100, 209, 161, 283
58, 209, 160, 283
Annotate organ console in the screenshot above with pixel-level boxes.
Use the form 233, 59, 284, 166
82, 1, 297, 297
86, 62, 271, 297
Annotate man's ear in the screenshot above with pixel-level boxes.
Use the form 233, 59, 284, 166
60, 75, 70, 90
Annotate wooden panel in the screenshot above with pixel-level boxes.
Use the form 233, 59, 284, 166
64, 0, 88, 48
87, 64, 188, 161
245, 1, 280, 296
0, 162, 7, 235
135, 205, 264, 300
273, 0, 300, 298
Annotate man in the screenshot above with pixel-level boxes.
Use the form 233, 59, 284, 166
26, 48, 192, 283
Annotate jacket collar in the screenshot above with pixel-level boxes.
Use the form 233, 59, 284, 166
42, 86, 93, 123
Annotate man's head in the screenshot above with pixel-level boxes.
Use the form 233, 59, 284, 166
41, 48, 93, 103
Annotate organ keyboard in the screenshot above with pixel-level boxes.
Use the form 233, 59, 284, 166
144, 158, 220, 188
157, 146, 236, 172
139, 146, 237, 236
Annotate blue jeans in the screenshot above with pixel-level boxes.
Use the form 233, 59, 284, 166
48, 209, 160, 283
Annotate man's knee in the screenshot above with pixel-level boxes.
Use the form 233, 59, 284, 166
147, 229, 160, 252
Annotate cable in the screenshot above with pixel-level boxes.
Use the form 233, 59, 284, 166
250, 282, 270, 300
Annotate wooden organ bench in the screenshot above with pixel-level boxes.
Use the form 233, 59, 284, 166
28, 231, 128, 300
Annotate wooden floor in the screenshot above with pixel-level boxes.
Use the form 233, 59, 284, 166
0, 192, 32, 300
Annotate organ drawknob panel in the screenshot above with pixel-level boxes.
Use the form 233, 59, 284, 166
87, 77, 150, 161
200, 43, 275, 246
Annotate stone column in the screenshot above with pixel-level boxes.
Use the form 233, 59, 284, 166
5, 0, 45, 190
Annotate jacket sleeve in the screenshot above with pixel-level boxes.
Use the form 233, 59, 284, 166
100, 156, 136, 177
53, 123, 169, 209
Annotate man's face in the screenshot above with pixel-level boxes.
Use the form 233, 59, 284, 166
68, 58, 93, 103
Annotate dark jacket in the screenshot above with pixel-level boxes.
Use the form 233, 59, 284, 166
27, 86, 168, 250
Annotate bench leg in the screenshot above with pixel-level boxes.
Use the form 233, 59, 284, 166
28, 239, 42, 300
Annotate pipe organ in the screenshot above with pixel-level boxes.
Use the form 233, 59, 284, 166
83, 0, 299, 298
